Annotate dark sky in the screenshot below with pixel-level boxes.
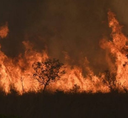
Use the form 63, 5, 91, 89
0, 0, 128, 74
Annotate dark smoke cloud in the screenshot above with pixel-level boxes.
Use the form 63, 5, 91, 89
0, 0, 127, 74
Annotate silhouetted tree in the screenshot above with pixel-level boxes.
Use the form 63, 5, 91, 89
32, 58, 65, 91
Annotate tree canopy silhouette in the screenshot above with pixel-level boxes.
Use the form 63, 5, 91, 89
32, 58, 65, 91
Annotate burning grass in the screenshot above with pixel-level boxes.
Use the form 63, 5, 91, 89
0, 11, 128, 94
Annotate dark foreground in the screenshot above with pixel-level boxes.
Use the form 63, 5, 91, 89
0, 91, 128, 118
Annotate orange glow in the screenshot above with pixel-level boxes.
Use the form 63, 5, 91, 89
101, 11, 128, 92
0, 11, 128, 95
0, 23, 9, 38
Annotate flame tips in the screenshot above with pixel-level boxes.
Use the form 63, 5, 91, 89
0, 10, 128, 94
0, 23, 9, 39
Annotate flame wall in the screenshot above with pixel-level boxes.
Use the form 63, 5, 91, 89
0, 1, 128, 94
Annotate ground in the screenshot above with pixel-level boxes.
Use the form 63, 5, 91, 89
0, 91, 128, 118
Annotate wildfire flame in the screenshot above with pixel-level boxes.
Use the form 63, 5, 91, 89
0, 11, 128, 95
0, 23, 9, 39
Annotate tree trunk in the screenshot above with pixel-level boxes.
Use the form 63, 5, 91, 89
43, 78, 50, 92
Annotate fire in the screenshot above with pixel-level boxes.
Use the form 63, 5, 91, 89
0, 23, 9, 39
106, 11, 128, 91
100, 11, 128, 92
0, 10, 128, 94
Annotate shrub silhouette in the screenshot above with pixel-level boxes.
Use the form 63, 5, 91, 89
32, 58, 65, 91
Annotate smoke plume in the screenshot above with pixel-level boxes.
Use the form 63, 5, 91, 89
0, 0, 127, 75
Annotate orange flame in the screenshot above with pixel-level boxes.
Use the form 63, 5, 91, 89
0, 23, 9, 38
101, 11, 128, 92
0, 10, 128, 95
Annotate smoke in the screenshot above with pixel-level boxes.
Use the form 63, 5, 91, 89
0, 0, 127, 75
